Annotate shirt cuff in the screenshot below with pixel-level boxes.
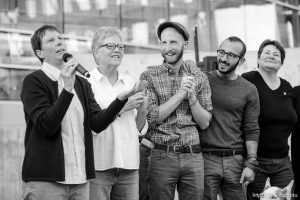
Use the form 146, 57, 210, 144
139, 120, 148, 136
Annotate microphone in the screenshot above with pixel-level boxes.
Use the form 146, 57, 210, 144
63, 53, 90, 78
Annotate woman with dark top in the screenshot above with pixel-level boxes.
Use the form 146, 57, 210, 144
242, 39, 296, 199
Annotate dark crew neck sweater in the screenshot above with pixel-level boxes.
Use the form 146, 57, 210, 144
201, 71, 260, 151
242, 71, 297, 158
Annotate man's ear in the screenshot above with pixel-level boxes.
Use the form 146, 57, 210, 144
35, 49, 44, 60
238, 57, 245, 66
184, 41, 188, 49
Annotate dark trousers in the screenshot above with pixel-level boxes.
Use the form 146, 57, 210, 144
139, 144, 151, 200
148, 149, 204, 200
292, 134, 300, 200
293, 160, 300, 200
247, 156, 294, 200
203, 154, 245, 200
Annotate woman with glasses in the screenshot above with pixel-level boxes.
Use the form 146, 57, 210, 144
88, 26, 148, 200
242, 39, 296, 199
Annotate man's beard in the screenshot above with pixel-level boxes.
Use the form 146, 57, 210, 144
162, 47, 184, 65
217, 60, 239, 74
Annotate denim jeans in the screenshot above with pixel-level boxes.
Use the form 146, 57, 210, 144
292, 157, 300, 200
22, 181, 89, 200
148, 149, 204, 200
139, 144, 151, 200
203, 154, 245, 200
247, 156, 294, 200
89, 168, 138, 200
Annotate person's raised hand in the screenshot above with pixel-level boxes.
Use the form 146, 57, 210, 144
117, 80, 147, 101
119, 91, 145, 115
60, 57, 78, 92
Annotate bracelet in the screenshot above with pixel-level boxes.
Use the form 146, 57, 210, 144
189, 99, 197, 107
244, 160, 259, 173
246, 153, 257, 160
246, 159, 258, 166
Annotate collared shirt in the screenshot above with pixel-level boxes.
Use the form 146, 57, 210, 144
89, 68, 147, 170
41, 62, 86, 184
140, 61, 212, 146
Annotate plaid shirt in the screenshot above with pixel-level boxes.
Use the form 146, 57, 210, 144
140, 61, 213, 145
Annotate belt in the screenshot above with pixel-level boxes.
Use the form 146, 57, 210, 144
140, 138, 154, 149
153, 143, 201, 154
202, 149, 245, 157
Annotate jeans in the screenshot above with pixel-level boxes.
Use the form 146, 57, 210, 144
89, 168, 138, 200
139, 144, 151, 200
203, 154, 245, 200
148, 149, 204, 200
247, 156, 294, 200
22, 181, 89, 200
292, 159, 300, 200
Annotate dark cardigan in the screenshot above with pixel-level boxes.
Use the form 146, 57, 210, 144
20, 70, 126, 182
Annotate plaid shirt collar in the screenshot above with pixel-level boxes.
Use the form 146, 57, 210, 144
161, 60, 198, 76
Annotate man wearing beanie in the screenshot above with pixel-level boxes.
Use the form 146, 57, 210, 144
139, 21, 213, 200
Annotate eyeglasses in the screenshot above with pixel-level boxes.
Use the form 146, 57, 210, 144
100, 43, 125, 50
217, 49, 241, 60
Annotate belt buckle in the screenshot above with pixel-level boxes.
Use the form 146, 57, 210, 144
173, 145, 181, 153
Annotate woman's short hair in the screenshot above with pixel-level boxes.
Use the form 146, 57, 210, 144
31, 25, 61, 63
91, 27, 123, 64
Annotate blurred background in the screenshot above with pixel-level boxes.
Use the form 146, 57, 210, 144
1, 0, 300, 199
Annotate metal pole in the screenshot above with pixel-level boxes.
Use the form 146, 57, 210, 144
61, 0, 65, 33
167, 0, 170, 20
194, 26, 200, 66
119, 2, 123, 29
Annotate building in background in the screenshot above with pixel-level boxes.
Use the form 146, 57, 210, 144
1, 0, 300, 51
1, 0, 300, 199
1, 0, 300, 100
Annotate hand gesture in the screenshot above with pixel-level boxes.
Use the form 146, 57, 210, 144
119, 91, 146, 115
117, 80, 147, 101
181, 75, 197, 103
240, 167, 255, 185
137, 90, 149, 113
60, 57, 78, 92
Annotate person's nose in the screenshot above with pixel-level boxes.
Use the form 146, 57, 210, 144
164, 43, 173, 52
113, 46, 121, 52
56, 38, 63, 46
269, 54, 276, 59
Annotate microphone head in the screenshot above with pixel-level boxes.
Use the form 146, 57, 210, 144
63, 53, 73, 62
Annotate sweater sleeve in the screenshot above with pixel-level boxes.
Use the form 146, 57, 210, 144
86, 80, 127, 133
243, 85, 260, 142
20, 73, 74, 137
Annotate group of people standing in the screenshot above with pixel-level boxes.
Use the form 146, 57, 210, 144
20, 20, 298, 200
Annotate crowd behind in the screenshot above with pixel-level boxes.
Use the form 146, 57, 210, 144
19, 21, 300, 200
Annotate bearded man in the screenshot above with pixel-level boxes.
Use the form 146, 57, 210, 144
201, 36, 260, 200
139, 21, 213, 200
